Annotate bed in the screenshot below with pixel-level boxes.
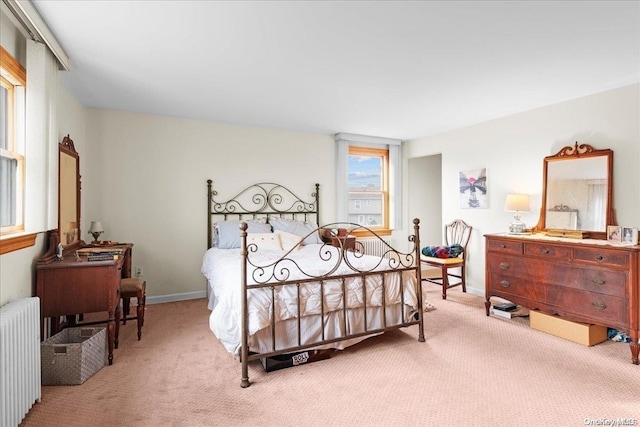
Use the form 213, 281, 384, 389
202, 180, 425, 387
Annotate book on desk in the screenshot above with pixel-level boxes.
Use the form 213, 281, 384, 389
76, 247, 124, 261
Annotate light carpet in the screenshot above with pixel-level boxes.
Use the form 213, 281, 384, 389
21, 283, 640, 426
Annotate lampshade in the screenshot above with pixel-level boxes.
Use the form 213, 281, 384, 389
504, 194, 530, 234
88, 221, 104, 233
504, 194, 530, 213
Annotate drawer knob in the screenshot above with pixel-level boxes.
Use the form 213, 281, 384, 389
500, 280, 511, 288
592, 278, 605, 285
592, 301, 607, 310
542, 248, 550, 255
595, 255, 604, 261
499, 262, 510, 270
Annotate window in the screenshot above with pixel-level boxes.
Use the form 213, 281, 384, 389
336, 133, 401, 237
348, 146, 389, 232
0, 47, 26, 237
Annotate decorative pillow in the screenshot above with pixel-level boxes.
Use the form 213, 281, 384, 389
422, 244, 464, 259
274, 230, 303, 251
246, 233, 282, 251
269, 218, 322, 245
216, 220, 272, 249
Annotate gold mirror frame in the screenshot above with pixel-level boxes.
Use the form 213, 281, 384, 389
535, 142, 614, 240
58, 135, 82, 251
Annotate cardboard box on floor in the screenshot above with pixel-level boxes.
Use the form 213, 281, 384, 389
529, 310, 608, 346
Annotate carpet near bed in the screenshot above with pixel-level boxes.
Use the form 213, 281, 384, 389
21, 284, 640, 427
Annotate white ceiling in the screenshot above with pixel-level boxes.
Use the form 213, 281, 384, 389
32, 1, 640, 141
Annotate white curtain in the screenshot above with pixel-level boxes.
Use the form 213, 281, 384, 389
336, 138, 349, 223
334, 133, 402, 229
388, 143, 402, 229
26, 39, 59, 232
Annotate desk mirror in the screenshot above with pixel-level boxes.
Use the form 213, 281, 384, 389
536, 142, 614, 239
58, 135, 81, 250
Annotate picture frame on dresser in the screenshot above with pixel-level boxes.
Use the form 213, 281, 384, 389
607, 225, 638, 245
607, 225, 622, 242
622, 227, 638, 245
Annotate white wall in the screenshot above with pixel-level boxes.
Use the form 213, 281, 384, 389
83, 110, 337, 300
0, 4, 25, 63
405, 83, 640, 296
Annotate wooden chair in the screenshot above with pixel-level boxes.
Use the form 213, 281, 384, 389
421, 219, 472, 300
120, 278, 146, 340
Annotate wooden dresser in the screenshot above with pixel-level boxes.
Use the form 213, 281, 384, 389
485, 233, 639, 364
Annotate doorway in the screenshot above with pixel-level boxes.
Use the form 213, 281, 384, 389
408, 154, 442, 245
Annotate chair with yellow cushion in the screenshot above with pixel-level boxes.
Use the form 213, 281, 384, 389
120, 278, 146, 340
420, 219, 472, 300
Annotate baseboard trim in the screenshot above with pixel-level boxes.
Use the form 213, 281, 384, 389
146, 291, 207, 305
466, 286, 484, 298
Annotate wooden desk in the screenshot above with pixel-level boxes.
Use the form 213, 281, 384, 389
36, 243, 133, 365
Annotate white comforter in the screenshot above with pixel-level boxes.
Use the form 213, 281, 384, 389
201, 244, 418, 355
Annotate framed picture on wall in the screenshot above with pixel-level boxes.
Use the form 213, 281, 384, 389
459, 168, 488, 209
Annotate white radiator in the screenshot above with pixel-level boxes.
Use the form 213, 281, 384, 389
0, 297, 41, 427
359, 237, 392, 258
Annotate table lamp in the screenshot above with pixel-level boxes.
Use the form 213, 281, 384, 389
88, 221, 104, 243
504, 194, 530, 234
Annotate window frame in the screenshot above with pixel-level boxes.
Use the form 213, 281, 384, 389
0, 45, 32, 253
347, 146, 391, 237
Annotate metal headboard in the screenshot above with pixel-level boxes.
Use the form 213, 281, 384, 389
206, 180, 320, 249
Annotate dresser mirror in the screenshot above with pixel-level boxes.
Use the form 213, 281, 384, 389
536, 142, 614, 239
58, 135, 81, 251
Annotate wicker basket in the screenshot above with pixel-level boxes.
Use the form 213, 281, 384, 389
41, 327, 107, 385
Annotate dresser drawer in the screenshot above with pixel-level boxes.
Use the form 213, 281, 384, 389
488, 255, 627, 297
558, 267, 627, 298
487, 272, 548, 301
486, 239, 523, 255
524, 242, 571, 261
486, 255, 529, 276
573, 247, 629, 268
546, 286, 628, 326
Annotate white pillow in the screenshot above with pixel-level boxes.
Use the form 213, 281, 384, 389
215, 220, 272, 249
275, 230, 303, 252
246, 233, 282, 251
269, 218, 322, 245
